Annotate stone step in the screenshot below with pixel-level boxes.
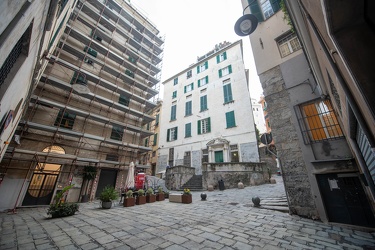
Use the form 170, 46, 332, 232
260, 205, 289, 213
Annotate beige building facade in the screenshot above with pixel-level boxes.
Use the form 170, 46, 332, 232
0, 0, 163, 211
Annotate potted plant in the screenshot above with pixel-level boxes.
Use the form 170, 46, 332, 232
156, 186, 165, 201
47, 185, 79, 218
99, 185, 118, 209
182, 188, 192, 204
81, 166, 97, 202
146, 187, 156, 203
123, 190, 135, 207
136, 189, 146, 205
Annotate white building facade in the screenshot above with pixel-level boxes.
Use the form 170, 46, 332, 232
251, 98, 266, 134
158, 40, 259, 175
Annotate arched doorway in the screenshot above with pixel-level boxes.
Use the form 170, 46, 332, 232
22, 146, 65, 206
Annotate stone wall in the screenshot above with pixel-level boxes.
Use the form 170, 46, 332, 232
202, 162, 267, 190
260, 65, 318, 218
165, 165, 195, 190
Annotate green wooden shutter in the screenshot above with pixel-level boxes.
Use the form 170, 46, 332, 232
174, 127, 178, 140
219, 69, 222, 78
223, 52, 227, 60
205, 76, 209, 83
197, 65, 200, 73
198, 79, 201, 87
184, 86, 187, 93
249, 0, 264, 22
204, 61, 208, 69
170, 105, 176, 120
146, 123, 150, 130
153, 133, 157, 145
167, 129, 170, 142
228, 65, 232, 74
144, 138, 148, 147
223, 85, 229, 103
198, 120, 201, 135
207, 117, 211, 132
226, 111, 236, 128
216, 55, 220, 63
191, 83, 194, 90
185, 123, 191, 137
155, 114, 159, 125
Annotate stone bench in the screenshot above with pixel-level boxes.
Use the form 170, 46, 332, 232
169, 194, 182, 203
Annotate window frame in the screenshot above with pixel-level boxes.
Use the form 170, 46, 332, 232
198, 117, 211, 135
296, 99, 344, 144
277, 32, 302, 58
218, 65, 232, 78
184, 83, 194, 93
110, 125, 124, 141
167, 127, 178, 142
54, 109, 76, 130
198, 76, 209, 87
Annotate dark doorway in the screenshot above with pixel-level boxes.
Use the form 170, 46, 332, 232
22, 173, 58, 206
95, 169, 117, 197
317, 173, 375, 227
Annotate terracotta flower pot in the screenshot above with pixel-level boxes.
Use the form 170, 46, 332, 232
123, 197, 135, 207
156, 193, 165, 201
182, 194, 192, 204
136, 196, 146, 205
146, 194, 156, 203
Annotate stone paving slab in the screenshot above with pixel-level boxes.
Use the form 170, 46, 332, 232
1, 176, 375, 249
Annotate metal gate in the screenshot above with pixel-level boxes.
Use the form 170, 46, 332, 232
316, 173, 375, 227
22, 173, 58, 206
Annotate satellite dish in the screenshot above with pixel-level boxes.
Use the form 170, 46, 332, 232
260, 133, 272, 145
72, 82, 90, 94
234, 14, 258, 36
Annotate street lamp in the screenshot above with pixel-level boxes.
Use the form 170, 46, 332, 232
234, 1, 259, 36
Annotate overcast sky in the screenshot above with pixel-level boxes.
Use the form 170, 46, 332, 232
131, 0, 263, 100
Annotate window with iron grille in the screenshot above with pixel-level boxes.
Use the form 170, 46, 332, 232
296, 99, 344, 144
0, 22, 32, 88
230, 144, 239, 162
202, 148, 208, 163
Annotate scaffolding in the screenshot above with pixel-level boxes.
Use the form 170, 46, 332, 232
2, 0, 164, 204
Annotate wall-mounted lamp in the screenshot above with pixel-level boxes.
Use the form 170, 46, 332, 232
234, 0, 258, 36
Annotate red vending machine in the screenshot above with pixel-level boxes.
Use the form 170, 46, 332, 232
135, 173, 145, 190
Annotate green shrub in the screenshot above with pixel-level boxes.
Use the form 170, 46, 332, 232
99, 186, 119, 202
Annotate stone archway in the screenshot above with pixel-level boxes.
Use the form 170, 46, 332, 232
206, 138, 230, 163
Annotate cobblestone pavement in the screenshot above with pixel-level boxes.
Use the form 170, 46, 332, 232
1, 176, 375, 249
